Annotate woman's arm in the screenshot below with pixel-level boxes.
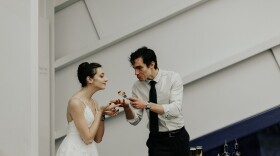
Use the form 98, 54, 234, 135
69, 99, 105, 144
94, 114, 105, 143
94, 103, 121, 143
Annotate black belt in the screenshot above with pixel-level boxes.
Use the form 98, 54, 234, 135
152, 127, 184, 138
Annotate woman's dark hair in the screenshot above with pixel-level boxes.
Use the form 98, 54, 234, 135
77, 62, 102, 87
129, 46, 158, 69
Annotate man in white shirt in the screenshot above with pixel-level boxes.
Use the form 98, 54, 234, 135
113, 46, 189, 156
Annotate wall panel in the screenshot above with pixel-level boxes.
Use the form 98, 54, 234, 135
184, 51, 280, 139
55, 1, 99, 60
85, 0, 191, 38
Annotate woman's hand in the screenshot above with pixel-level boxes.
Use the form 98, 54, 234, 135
101, 103, 120, 116
110, 99, 129, 108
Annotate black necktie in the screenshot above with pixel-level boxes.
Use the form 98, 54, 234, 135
149, 80, 158, 133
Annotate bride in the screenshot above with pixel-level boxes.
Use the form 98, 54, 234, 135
56, 62, 119, 156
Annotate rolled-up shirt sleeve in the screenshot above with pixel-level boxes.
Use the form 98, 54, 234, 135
127, 85, 144, 125
161, 73, 183, 117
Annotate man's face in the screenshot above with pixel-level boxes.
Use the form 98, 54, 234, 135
132, 57, 153, 81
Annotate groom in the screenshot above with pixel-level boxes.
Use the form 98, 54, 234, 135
113, 47, 190, 156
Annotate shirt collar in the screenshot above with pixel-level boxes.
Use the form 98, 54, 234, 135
146, 68, 161, 84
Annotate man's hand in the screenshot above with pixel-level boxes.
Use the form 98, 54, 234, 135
111, 98, 136, 120
110, 99, 130, 108
127, 97, 146, 109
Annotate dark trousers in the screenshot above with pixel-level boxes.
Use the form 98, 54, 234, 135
146, 127, 190, 156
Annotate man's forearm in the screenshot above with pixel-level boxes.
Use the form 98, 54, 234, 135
124, 106, 135, 120
150, 103, 165, 115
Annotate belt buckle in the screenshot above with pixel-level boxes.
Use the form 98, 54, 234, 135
169, 132, 176, 137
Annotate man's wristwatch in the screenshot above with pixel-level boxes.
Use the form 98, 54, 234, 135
145, 101, 151, 110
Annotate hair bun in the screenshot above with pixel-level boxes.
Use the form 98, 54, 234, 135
79, 62, 89, 69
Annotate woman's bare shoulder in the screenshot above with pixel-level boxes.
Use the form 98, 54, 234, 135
68, 97, 83, 110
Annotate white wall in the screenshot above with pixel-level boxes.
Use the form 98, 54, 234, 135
0, 1, 38, 156
39, 17, 51, 156
0, 0, 54, 156
54, 0, 280, 156
184, 50, 280, 139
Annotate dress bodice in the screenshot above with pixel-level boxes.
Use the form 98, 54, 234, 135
56, 101, 99, 156
67, 105, 95, 135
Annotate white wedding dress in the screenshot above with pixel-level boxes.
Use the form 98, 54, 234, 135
56, 104, 99, 156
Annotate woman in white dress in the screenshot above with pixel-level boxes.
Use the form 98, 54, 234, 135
56, 62, 119, 156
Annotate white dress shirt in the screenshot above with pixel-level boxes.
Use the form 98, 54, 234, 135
128, 69, 185, 132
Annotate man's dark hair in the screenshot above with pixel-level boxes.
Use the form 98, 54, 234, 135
129, 46, 158, 69
77, 62, 102, 87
